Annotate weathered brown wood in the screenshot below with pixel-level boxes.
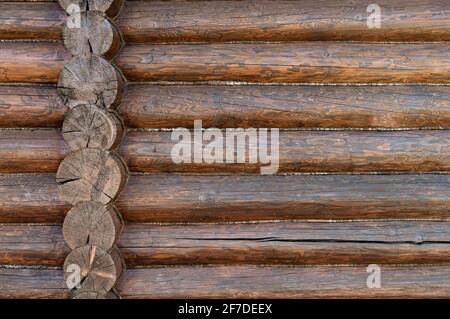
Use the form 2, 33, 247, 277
118, 43, 450, 83
58, 0, 124, 19
63, 201, 122, 250
120, 85, 450, 129
3, 85, 450, 129
5, 1, 450, 42
63, 245, 123, 294
0, 86, 67, 128
119, 0, 450, 43
3, 265, 450, 299
2, 129, 449, 174
2, 221, 450, 266
63, 11, 122, 59
122, 130, 450, 173
62, 104, 123, 151
0, 43, 69, 83
0, 173, 448, 223
0, 2, 64, 40
3, 42, 450, 84
58, 55, 123, 109
56, 148, 128, 205
119, 265, 450, 299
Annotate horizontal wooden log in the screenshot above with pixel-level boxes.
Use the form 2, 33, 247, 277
0, 2, 64, 40
1, 221, 450, 266
0, 85, 66, 127
118, 42, 450, 83
118, 0, 450, 43
0, 173, 448, 223
120, 85, 450, 129
3, 85, 450, 129
2, 265, 450, 298
0, 43, 69, 83
1, 129, 449, 173
3, 42, 450, 83
4, 1, 450, 42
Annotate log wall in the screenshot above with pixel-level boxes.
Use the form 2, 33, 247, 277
0, 0, 449, 299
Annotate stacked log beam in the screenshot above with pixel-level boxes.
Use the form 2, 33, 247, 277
56, 0, 127, 299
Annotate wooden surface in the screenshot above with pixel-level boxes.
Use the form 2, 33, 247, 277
118, 43, 450, 83
2, 0, 450, 299
3, 84, 450, 129
118, 0, 450, 43
2, 265, 450, 299
0, 2, 64, 40
4, 1, 450, 42
0, 173, 448, 223
1, 129, 449, 173
1, 221, 450, 267
0, 43, 68, 83
3, 42, 450, 84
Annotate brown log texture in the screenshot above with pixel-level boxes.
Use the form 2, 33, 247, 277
0, 173, 448, 223
4, 1, 450, 42
0, 43, 69, 83
3, 42, 450, 84
118, 43, 450, 83
0, 129, 449, 173
1, 221, 450, 267
2, 265, 450, 298
2, 85, 450, 129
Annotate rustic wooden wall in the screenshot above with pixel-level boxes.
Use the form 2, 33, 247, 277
0, 0, 450, 298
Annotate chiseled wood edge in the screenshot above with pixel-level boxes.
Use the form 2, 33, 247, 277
1, 129, 449, 174
2, 84, 450, 129
2, 265, 450, 299
4, 1, 450, 42
0, 173, 448, 223
1, 221, 450, 266
3, 42, 450, 84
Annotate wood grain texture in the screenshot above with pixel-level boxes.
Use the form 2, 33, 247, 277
2, 221, 450, 266
117, 43, 450, 83
1, 129, 449, 173
0, 43, 69, 83
119, 0, 450, 43
120, 85, 450, 129
0, 173, 448, 223
2, 85, 450, 129
0, 2, 64, 40
4, 1, 450, 42
0, 85, 67, 128
3, 42, 450, 84
2, 265, 450, 299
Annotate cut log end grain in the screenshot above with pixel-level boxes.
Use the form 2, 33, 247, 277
62, 104, 124, 151
58, 0, 124, 19
72, 291, 119, 299
63, 11, 122, 59
58, 55, 123, 109
56, 148, 128, 205
63, 201, 123, 250
64, 245, 123, 294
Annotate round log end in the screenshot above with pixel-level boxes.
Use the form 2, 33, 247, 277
59, 0, 124, 19
64, 245, 123, 294
63, 201, 123, 250
63, 11, 122, 59
56, 148, 128, 205
58, 55, 124, 109
62, 104, 124, 151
